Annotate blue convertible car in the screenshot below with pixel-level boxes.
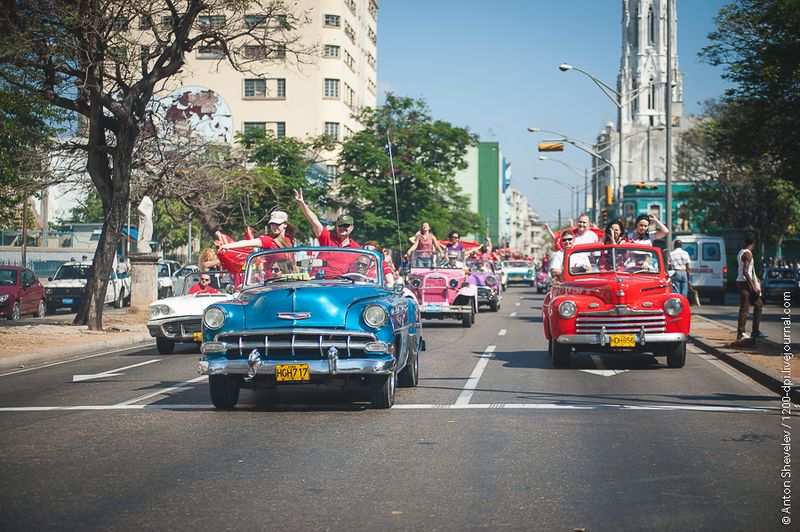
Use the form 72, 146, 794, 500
199, 247, 424, 409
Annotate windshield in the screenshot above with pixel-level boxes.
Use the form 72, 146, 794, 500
245, 248, 381, 286
181, 272, 235, 294
504, 261, 530, 268
157, 263, 171, 277
466, 259, 492, 273
567, 247, 662, 276
0, 269, 18, 286
54, 265, 92, 280
412, 250, 465, 269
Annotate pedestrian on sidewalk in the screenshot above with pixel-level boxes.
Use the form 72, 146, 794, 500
669, 239, 691, 298
736, 232, 765, 343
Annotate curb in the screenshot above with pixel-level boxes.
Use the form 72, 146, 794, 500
689, 325, 800, 404
0, 333, 154, 372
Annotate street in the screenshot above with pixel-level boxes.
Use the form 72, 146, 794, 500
0, 285, 787, 531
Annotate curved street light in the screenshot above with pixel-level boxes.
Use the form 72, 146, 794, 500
531, 175, 583, 220
538, 156, 588, 213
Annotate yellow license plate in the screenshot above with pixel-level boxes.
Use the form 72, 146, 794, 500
276, 363, 310, 382
610, 334, 636, 347
193, 332, 203, 342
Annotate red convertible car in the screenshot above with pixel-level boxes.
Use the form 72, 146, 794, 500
542, 243, 690, 369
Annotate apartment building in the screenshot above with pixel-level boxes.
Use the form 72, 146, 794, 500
157, 0, 378, 163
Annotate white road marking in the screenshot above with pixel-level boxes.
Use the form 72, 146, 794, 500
579, 355, 630, 377
515, 302, 520, 306
0, 343, 153, 377
498, 329, 507, 336
509, 312, 517, 318
0, 402, 772, 413
455, 345, 495, 406
72, 359, 161, 382
114, 376, 206, 406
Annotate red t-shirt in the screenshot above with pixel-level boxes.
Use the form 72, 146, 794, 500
258, 234, 294, 249
317, 228, 360, 248
316, 228, 360, 277
189, 284, 219, 294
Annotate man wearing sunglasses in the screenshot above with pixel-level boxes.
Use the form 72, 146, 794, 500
548, 231, 576, 278
189, 275, 219, 294
294, 188, 360, 249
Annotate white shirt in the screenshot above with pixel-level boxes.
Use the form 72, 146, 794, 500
574, 230, 599, 245
627, 230, 656, 246
549, 250, 564, 274
669, 248, 691, 271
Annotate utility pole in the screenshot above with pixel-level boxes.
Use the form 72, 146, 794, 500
21, 194, 28, 265
665, 0, 674, 251
557, 209, 562, 230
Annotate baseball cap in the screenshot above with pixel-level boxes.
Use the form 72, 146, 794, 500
268, 210, 288, 224
336, 214, 354, 226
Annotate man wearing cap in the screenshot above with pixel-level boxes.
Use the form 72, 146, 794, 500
294, 189, 360, 248
218, 210, 295, 252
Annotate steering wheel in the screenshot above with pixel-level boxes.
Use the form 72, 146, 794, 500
341, 272, 370, 281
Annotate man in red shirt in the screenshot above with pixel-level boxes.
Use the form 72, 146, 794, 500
295, 188, 360, 276
189, 274, 219, 294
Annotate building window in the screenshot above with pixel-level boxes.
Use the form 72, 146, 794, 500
324, 14, 341, 27
324, 122, 340, 140
344, 50, 355, 71
244, 122, 267, 133
632, 8, 639, 49
324, 78, 340, 98
344, 83, 355, 109
367, 79, 377, 96
647, 77, 655, 110
367, 27, 377, 45
344, 21, 355, 43
345, 0, 357, 15
326, 164, 339, 183
368, 0, 378, 21
245, 14, 267, 28
112, 16, 129, 30
198, 15, 226, 30
276, 122, 286, 138
365, 51, 376, 70
198, 45, 225, 59
272, 44, 286, 58
244, 45, 267, 59
647, 6, 655, 45
139, 15, 153, 30
161, 16, 174, 28
244, 78, 285, 99
324, 44, 340, 58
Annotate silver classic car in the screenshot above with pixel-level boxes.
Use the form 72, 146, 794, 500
199, 247, 425, 409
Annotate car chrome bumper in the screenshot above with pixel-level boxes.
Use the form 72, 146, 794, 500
147, 317, 201, 341
198, 355, 396, 377
421, 304, 471, 316
556, 332, 687, 346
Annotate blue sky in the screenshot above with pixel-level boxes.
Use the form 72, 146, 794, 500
377, 0, 730, 224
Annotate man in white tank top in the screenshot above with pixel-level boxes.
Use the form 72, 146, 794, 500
736, 232, 765, 342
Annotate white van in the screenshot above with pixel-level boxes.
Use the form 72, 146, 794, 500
675, 234, 727, 304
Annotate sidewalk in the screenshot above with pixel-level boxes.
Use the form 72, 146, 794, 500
0, 311, 153, 372
690, 313, 800, 403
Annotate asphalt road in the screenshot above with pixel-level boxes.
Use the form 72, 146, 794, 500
0, 286, 791, 531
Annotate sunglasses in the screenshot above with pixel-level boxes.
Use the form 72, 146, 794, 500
200, 278, 211, 282
270, 267, 282, 273
337, 224, 352, 229
561, 238, 574, 243
354, 261, 370, 269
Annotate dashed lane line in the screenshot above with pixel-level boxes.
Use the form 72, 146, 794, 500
454, 345, 496, 406
498, 329, 507, 336
509, 312, 517, 318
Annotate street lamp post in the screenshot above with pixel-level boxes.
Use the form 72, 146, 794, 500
538, 156, 589, 214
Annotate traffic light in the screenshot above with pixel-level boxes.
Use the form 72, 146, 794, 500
605, 185, 613, 205
601, 208, 608, 226
635, 182, 658, 190
537, 143, 564, 152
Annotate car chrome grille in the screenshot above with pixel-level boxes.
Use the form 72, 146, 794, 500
50, 287, 84, 297
420, 276, 448, 304
163, 319, 202, 337
215, 330, 377, 360
575, 309, 667, 334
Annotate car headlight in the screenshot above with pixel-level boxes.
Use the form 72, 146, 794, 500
45, 288, 52, 295
485, 275, 497, 287
203, 307, 226, 329
0, 294, 8, 304
664, 297, 683, 317
558, 300, 578, 319
449, 278, 459, 289
411, 277, 421, 288
149, 306, 159, 318
363, 304, 388, 328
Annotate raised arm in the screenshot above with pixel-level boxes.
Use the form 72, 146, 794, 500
219, 238, 262, 251
406, 234, 420, 256
544, 222, 556, 241
650, 214, 670, 240
294, 188, 324, 238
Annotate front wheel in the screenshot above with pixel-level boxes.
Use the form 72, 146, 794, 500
34, 299, 46, 318
209, 375, 241, 410
666, 342, 686, 368
156, 337, 175, 355
8, 301, 20, 321
398, 344, 419, 388
113, 290, 124, 309
462, 310, 472, 328
370, 369, 396, 408
549, 336, 571, 368
489, 300, 498, 312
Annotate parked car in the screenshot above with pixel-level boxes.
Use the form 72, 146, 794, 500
44, 260, 131, 314
542, 243, 691, 369
677, 234, 727, 304
147, 271, 236, 354
0, 266, 46, 320
503, 259, 536, 287
199, 247, 424, 409
406, 250, 477, 327
762, 267, 800, 303
465, 258, 502, 311
536, 269, 551, 294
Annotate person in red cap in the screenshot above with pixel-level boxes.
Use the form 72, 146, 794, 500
218, 210, 295, 252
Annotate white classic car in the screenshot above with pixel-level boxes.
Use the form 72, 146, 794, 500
147, 271, 235, 354
502, 259, 536, 287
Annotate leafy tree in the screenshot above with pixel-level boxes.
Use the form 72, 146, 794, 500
700, 0, 800, 188
332, 94, 481, 251
0, 1, 310, 329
